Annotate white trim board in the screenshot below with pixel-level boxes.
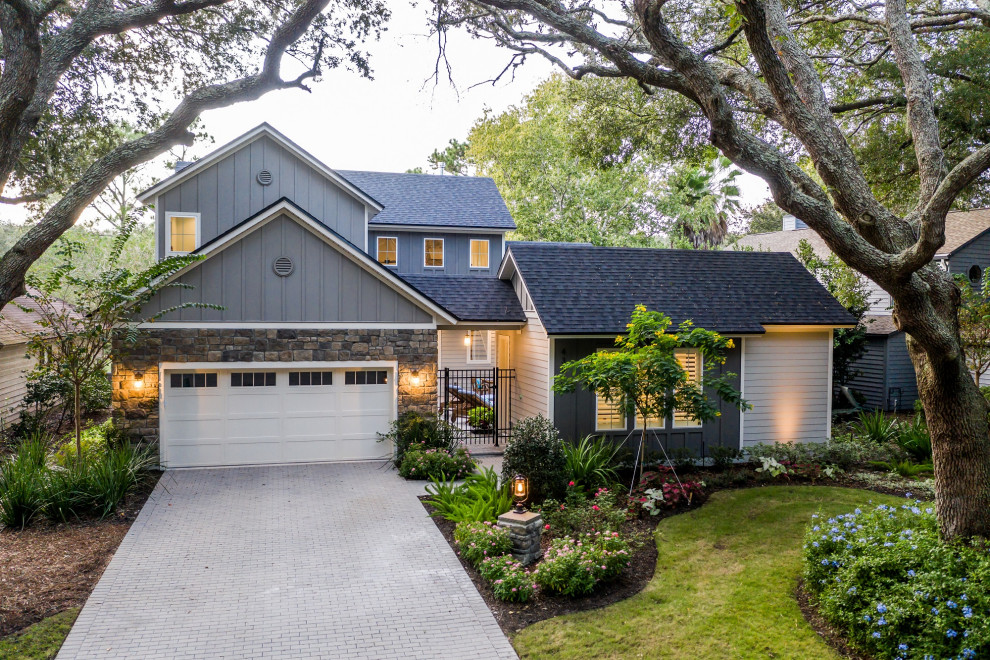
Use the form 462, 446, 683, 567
138, 322, 437, 330
137, 124, 383, 212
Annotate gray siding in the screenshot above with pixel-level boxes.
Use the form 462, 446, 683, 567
885, 332, 920, 411
142, 215, 433, 324
864, 277, 893, 314
742, 331, 831, 445
845, 336, 887, 409
948, 231, 990, 280
552, 338, 742, 456
0, 345, 35, 425
156, 136, 368, 258
367, 230, 503, 276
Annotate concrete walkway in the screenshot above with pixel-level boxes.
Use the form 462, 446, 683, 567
57, 463, 516, 660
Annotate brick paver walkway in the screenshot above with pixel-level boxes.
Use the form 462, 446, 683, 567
57, 463, 516, 659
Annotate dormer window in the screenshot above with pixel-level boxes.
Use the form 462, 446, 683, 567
377, 236, 397, 267
167, 213, 200, 255
470, 239, 489, 269
424, 238, 444, 268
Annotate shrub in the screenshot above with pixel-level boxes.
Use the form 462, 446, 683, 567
467, 406, 494, 429
708, 445, 743, 470
0, 436, 47, 529
454, 520, 514, 567
478, 555, 536, 602
425, 467, 514, 523
894, 414, 932, 463
534, 531, 633, 597
379, 411, 457, 468
804, 501, 990, 660
667, 446, 697, 470
853, 409, 899, 444
541, 485, 627, 537
627, 468, 706, 516
398, 446, 474, 480
501, 415, 568, 503
562, 435, 621, 491
54, 420, 111, 466
747, 436, 894, 471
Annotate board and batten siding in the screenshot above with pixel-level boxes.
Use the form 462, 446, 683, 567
0, 345, 35, 425
742, 331, 831, 446
156, 135, 368, 258
367, 231, 504, 277
142, 215, 433, 324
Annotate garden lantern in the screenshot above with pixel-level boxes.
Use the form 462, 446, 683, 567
133, 372, 145, 390
410, 370, 421, 386
512, 474, 529, 513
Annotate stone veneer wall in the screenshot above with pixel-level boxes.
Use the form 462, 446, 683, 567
113, 328, 438, 443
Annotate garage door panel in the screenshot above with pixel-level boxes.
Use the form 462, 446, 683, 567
162, 366, 395, 467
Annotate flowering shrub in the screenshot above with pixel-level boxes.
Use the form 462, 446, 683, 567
534, 531, 633, 597
804, 500, 990, 659
540, 484, 627, 537
478, 555, 537, 602
628, 468, 705, 516
398, 446, 474, 480
454, 521, 514, 568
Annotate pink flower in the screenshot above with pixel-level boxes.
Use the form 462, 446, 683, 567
592, 505, 600, 511
544, 524, 550, 530
568, 481, 575, 486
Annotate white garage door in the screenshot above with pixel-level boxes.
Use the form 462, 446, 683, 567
161, 366, 394, 468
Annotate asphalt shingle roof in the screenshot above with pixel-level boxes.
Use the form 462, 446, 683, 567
400, 275, 525, 323
506, 243, 855, 335
337, 171, 516, 230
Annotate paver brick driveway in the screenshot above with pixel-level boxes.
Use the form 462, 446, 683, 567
57, 462, 517, 660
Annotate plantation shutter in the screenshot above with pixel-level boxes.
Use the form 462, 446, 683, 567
673, 348, 703, 428
596, 390, 626, 431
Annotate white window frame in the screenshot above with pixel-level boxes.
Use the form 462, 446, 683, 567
377, 235, 398, 267
634, 407, 666, 430
165, 212, 201, 256
469, 239, 490, 270
595, 391, 627, 432
672, 348, 704, 428
424, 237, 444, 269
466, 330, 492, 364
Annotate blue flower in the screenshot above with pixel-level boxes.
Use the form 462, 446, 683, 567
946, 629, 958, 639
907, 570, 916, 577
947, 600, 957, 609
872, 632, 881, 639
898, 644, 908, 651
963, 650, 976, 659
932, 608, 940, 615
877, 617, 887, 626
863, 615, 872, 622
877, 603, 887, 614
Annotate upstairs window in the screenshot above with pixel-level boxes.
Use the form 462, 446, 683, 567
673, 348, 703, 428
470, 239, 490, 269
424, 238, 444, 268
167, 213, 200, 255
377, 236, 397, 267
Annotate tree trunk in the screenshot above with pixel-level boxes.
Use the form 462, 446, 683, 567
74, 380, 82, 467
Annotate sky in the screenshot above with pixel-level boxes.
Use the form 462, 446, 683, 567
2, 2, 771, 226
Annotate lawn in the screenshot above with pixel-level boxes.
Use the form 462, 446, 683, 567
513, 486, 905, 659
0, 609, 78, 660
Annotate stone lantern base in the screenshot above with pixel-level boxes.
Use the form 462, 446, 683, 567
496, 510, 544, 566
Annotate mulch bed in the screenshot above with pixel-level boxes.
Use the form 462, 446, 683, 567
420, 495, 703, 635
0, 471, 160, 637
796, 579, 874, 660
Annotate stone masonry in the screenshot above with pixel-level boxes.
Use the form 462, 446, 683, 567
113, 328, 438, 443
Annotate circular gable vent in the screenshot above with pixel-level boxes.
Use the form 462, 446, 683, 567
257, 169, 273, 186
273, 256, 294, 277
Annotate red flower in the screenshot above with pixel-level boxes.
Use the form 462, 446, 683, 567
568, 481, 575, 487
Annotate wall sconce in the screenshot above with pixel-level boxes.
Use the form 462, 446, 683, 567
512, 474, 529, 513
133, 372, 145, 390
410, 370, 421, 386
463, 334, 472, 346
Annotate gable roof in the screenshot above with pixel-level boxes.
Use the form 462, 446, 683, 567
399, 275, 525, 323
733, 208, 990, 258
503, 243, 855, 335
0, 295, 47, 347
337, 171, 516, 231
136, 124, 382, 211
147, 197, 456, 324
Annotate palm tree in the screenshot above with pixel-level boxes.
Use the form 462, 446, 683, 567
662, 156, 742, 248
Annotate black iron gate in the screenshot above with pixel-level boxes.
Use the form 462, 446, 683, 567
438, 368, 515, 446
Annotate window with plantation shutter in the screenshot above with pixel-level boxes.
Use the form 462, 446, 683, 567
596, 391, 627, 431
673, 348, 703, 428
635, 409, 665, 430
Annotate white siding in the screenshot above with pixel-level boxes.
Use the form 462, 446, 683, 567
0, 344, 35, 426
864, 277, 893, 315
742, 331, 831, 445
438, 329, 496, 370
512, 309, 550, 422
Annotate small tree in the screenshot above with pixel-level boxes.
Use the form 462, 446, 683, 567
553, 305, 747, 481
12, 217, 215, 460
957, 270, 990, 386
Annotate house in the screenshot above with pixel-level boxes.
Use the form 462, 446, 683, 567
0, 296, 47, 427
734, 210, 990, 410
116, 123, 854, 468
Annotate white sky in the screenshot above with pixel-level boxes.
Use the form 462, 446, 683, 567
1, 2, 770, 226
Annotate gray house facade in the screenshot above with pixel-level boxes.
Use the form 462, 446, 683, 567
119, 124, 855, 469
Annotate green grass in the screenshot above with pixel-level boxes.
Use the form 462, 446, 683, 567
513, 486, 905, 659
0, 609, 78, 660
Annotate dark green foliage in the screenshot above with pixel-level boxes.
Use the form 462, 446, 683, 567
747, 436, 896, 471
379, 410, 457, 468
854, 410, 899, 444
453, 520, 513, 567
0, 436, 48, 528
540, 485, 627, 538
467, 406, 493, 429
708, 445, 743, 471
804, 502, 990, 659
562, 435, 621, 490
667, 447, 697, 470
500, 415, 568, 503
425, 467, 514, 523
894, 414, 932, 463
398, 447, 474, 481
477, 555, 536, 602
533, 532, 634, 597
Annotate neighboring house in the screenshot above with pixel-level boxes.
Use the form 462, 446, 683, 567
734, 210, 990, 410
0, 296, 46, 427
118, 123, 854, 468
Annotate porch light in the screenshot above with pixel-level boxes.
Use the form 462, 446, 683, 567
464, 334, 472, 346
410, 370, 421, 386
133, 372, 145, 390
512, 474, 529, 513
